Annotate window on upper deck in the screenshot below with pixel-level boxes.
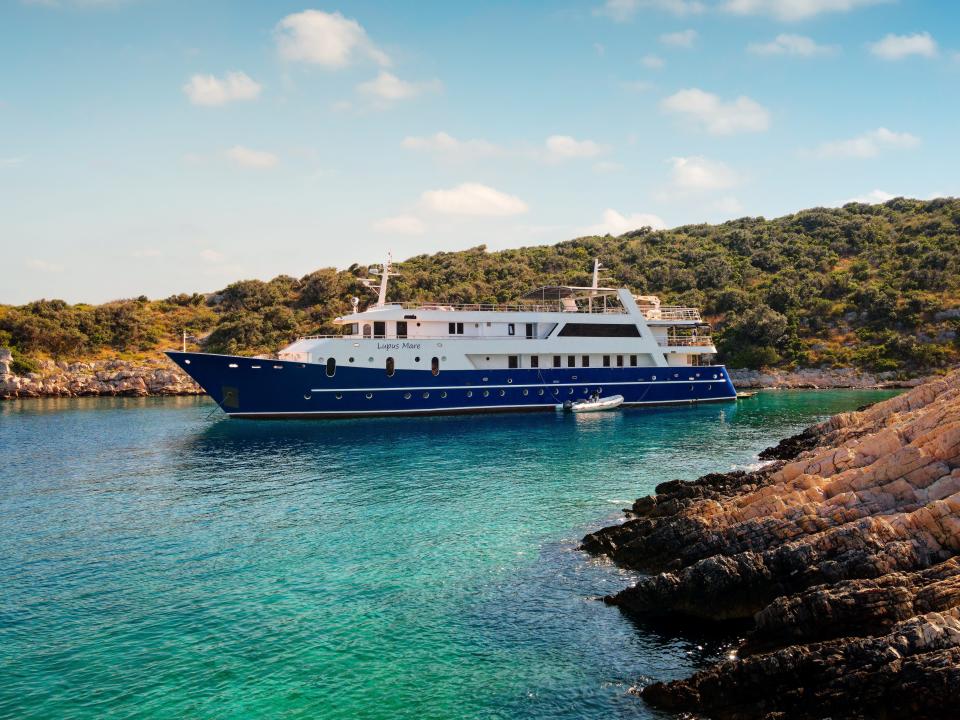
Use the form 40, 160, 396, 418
531, 356, 539, 368
567, 355, 575, 368
582, 355, 590, 367
557, 323, 641, 337
373, 321, 386, 338
508, 355, 519, 369
449, 322, 464, 335
630, 355, 638, 367
396, 321, 407, 339
525, 323, 535, 339
508, 323, 516, 336
617, 355, 624, 367
362, 324, 372, 338
553, 355, 561, 368
602, 355, 611, 367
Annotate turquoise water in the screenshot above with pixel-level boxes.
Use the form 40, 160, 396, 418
1, 391, 896, 719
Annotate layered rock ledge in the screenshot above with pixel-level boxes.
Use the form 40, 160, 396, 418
0, 350, 200, 399
582, 368, 960, 719
728, 366, 930, 390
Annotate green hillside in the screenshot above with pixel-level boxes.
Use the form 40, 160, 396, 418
2, 197, 959, 376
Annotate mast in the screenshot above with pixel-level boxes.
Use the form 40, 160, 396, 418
589, 258, 602, 312
365, 253, 398, 308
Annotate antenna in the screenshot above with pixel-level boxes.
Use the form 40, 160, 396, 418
360, 253, 399, 308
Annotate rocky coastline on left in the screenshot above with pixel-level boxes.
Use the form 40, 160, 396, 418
0, 348, 200, 399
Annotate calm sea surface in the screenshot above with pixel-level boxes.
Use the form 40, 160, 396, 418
0, 390, 896, 719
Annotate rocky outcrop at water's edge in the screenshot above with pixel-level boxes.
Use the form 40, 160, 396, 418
582, 367, 960, 719
0, 348, 201, 399
728, 365, 931, 389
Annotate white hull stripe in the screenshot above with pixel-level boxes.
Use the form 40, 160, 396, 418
308, 378, 728, 393
228, 396, 738, 417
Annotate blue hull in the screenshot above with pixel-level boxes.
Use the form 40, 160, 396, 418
166, 351, 738, 419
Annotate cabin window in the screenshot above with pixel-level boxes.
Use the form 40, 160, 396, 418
530, 356, 539, 369
431, 357, 440, 376
349, 323, 359, 335
326, 357, 336, 377
362, 324, 372, 338
603, 355, 611, 367
508, 323, 516, 336
582, 355, 590, 367
508, 355, 519, 369
449, 322, 464, 335
373, 321, 386, 338
386, 357, 395, 377
567, 355, 575, 368
396, 321, 408, 339
525, 323, 535, 339
616, 355, 624, 367
557, 323, 641, 337
630, 355, 638, 367
553, 355, 561, 368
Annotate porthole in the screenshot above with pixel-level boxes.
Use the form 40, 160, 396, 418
651, 375, 656, 381
696, 373, 701, 378
568, 388, 574, 395
369, 357, 374, 363
304, 393, 312, 400
228, 363, 238, 368
674, 373, 679, 378
689, 385, 694, 391
423, 392, 430, 399
349, 357, 355, 363
404, 392, 412, 400
713, 374, 718, 379
441, 356, 447, 361
184, 359, 191, 365
708, 384, 713, 390
440, 391, 447, 398
415, 356, 421, 363
499, 390, 505, 397
335, 393, 343, 400
538, 389, 545, 396
522, 389, 528, 396
552, 388, 559, 395
467, 391, 473, 398
365, 393, 373, 399
583, 387, 589, 394
507, 378, 513, 384
483, 390, 490, 397
597, 387, 603, 393
485, 356, 490, 361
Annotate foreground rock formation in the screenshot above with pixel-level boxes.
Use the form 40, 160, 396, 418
0, 349, 200, 399
583, 368, 960, 719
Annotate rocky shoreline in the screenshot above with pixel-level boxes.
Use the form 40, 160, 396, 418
727, 366, 930, 389
582, 367, 960, 718
0, 349, 201, 399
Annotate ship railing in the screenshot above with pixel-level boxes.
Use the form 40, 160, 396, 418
658, 334, 714, 347
644, 307, 703, 321
395, 301, 626, 314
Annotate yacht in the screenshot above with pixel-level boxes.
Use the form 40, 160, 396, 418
167, 258, 737, 418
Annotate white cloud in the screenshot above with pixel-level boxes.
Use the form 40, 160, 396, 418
357, 72, 442, 102
401, 132, 501, 157
660, 29, 697, 48
748, 34, 836, 56
622, 80, 655, 93
814, 127, 919, 158
846, 189, 895, 204
641, 54, 666, 69
593, 161, 624, 173
597, 0, 706, 22
275, 10, 389, 68
421, 183, 528, 216
669, 156, 738, 189
372, 215, 425, 235
225, 146, 279, 169
712, 195, 744, 214
183, 71, 261, 106
661, 88, 770, 135
869, 32, 938, 60
25, 258, 64, 273
723, 0, 886, 21
544, 135, 607, 160
199, 249, 224, 262
579, 209, 667, 236
1, 157, 24, 167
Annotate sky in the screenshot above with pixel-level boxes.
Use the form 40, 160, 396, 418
1, 0, 959, 304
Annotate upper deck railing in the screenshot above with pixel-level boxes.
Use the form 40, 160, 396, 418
642, 306, 702, 322
394, 301, 625, 314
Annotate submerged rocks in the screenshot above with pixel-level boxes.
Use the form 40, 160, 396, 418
584, 367, 960, 718
0, 353, 201, 399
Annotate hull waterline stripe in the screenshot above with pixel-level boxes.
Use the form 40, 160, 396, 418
307, 378, 729, 393
226, 395, 738, 417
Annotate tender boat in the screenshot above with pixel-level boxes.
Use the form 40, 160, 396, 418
562, 393, 624, 413
166, 257, 738, 419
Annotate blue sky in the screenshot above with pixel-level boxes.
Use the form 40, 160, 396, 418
2, 0, 958, 304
